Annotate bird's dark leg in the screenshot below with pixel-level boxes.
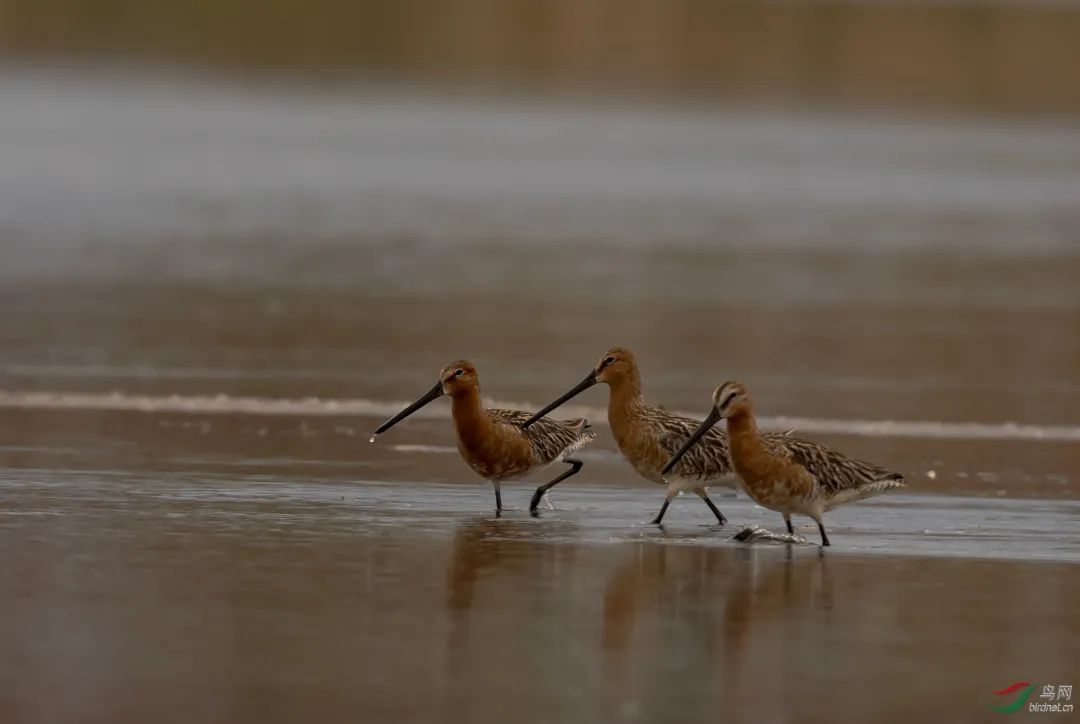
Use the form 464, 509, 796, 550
652, 484, 680, 526
785, 514, 794, 535
530, 458, 583, 515
650, 499, 671, 526
492, 480, 503, 516
696, 490, 727, 525
817, 521, 831, 547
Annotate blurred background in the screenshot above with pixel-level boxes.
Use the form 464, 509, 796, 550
0, 0, 1077, 422
0, 3, 1078, 723
4, 0, 1080, 112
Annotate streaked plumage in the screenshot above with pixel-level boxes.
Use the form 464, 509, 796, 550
663, 380, 905, 545
371, 360, 596, 513
613, 405, 752, 484
486, 409, 594, 473
763, 435, 905, 510
522, 347, 789, 525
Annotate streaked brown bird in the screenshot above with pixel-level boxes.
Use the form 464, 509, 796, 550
370, 360, 596, 514
522, 347, 790, 525
663, 380, 905, 546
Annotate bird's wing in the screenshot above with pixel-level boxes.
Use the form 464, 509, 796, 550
492, 409, 595, 465
648, 407, 733, 479
765, 434, 904, 501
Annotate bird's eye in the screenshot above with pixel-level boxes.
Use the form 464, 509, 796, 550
454, 369, 464, 377
603, 356, 615, 366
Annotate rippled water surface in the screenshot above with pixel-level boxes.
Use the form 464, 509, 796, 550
2, 429, 1078, 723
0, 69, 1078, 722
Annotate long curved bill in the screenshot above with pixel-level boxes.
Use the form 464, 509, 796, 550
370, 382, 443, 441
521, 371, 597, 429
661, 407, 722, 476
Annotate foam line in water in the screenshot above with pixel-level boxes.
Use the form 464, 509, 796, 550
0, 390, 1077, 442
390, 444, 458, 454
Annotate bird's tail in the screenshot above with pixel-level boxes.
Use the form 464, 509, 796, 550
562, 417, 597, 442
825, 472, 904, 510
567, 417, 591, 431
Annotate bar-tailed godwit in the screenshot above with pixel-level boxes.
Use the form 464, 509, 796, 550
370, 361, 596, 514
662, 380, 905, 545
522, 347, 790, 525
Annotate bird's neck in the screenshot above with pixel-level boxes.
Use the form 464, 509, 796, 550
725, 405, 766, 474
607, 372, 647, 440
451, 388, 492, 449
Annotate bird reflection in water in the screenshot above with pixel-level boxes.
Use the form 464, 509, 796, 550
601, 544, 833, 719
441, 517, 582, 720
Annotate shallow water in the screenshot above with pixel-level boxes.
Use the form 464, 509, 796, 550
1, 437, 1079, 723
2, 406, 1079, 722
0, 69, 1078, 722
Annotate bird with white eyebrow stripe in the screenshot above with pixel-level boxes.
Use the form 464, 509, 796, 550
663, 380, 905, 546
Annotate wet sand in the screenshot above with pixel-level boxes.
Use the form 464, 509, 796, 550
0, 70, 1078, 722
